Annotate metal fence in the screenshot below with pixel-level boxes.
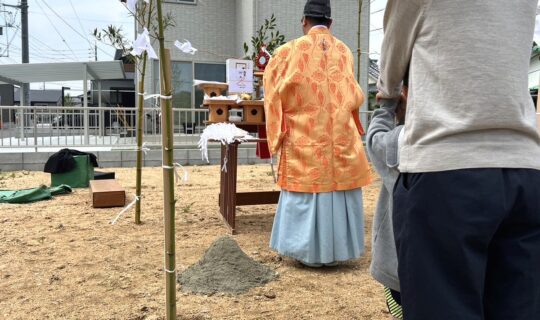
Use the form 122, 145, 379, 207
0, 105, 374, 150
0, 106, 210, 150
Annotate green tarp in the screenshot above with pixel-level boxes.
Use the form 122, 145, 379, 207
0, 185, 72, 204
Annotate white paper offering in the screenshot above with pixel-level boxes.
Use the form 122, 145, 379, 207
131, 28, 158, 59
198, 123, 255, 163
174, 40, 198, 55
226, 59, 254, 94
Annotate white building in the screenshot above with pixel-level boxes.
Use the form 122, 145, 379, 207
141, 0, 369, 114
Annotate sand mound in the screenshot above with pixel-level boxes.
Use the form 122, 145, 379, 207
178, 236, 277, 295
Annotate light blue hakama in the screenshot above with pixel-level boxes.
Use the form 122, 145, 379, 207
269, 188, 365, 264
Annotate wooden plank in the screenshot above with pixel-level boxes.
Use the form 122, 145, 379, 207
205, 121, 266, 126
237, 100, 264, 106
236, 191, 280, 206
215, 198, 236, 235
217, 143, 238, 234
89, 179, 126, 208
204, 99, 238, 105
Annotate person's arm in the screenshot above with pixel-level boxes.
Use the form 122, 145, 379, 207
346, 49, 366, 135
263, 46, 288, 154
366, 99, 403, 170
377, 0, 425, 99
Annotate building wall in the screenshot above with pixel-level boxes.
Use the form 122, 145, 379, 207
140, 0, 370, 109
255, 1, 360, 49
235, 0, 255, 58
0, 84, 14, 106
164, 0, 238, 63
0, 84, 15, 124
150, 0, 363, 62
141, 0, 237, 107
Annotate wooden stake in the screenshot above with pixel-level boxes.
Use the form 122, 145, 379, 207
156, 0, 177, 317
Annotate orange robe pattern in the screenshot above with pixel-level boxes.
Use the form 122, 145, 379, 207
264, 27, 372, 193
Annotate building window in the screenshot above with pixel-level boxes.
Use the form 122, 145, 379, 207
194, 63, 226, 108
110, 87, 136, 108
147, 60, 226, 132
152, 60, 226, 110
171, 61, 193, 109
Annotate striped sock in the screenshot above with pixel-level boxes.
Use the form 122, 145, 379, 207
384, 287, 403, 319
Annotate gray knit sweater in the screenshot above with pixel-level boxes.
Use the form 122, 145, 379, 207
366, 100, 402, 291
377, 0, 540, 172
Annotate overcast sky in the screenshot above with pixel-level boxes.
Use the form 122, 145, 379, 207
0, 0, 133, 93
0, 0, 386, 94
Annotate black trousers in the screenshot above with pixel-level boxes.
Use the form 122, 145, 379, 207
393, 169, 540, 320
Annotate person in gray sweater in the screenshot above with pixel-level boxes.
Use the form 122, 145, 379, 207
367, 86, 407, 320
377, 1, 540, 319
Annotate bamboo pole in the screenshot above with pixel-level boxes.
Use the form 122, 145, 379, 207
135, 0, 154, 224
356, 0, 363, 83
135, 62, 146, 224
156, 0, 177, 317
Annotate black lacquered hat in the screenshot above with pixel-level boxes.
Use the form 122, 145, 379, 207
303, 0, 331, 19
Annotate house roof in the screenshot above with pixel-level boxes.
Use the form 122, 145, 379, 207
13, 89, 62, 103
0, 61, 126, 85
369, 59, 380, 81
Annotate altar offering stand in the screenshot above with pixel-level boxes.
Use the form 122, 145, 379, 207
199, 79, 279, 234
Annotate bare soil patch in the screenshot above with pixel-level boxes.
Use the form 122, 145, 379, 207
0, 164, 386, 319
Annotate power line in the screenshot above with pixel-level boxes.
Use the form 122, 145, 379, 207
0, 23, 19, 57
10, 24, 75, 60
69, 0, 87, 40
39, 0, 113, 59
34, 0, 79, 61
29, 42, 90, 60
32, 48, 92, 52
27, 10, 132, 24
8, 45, 68, 62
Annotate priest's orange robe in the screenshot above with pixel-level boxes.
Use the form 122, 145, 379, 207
264, 27, 372, 193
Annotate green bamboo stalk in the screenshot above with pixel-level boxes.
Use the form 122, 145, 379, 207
357, 0, 363, 84
155, 0, 177, 318
135, 64, 146, 225
135, 0, 154, 224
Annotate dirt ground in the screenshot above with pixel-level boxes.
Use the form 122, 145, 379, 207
0, 164, 388, 320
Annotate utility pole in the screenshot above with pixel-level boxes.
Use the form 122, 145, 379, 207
357, 0, 363, 84
3, 1, 29, 105
357, 0, 370, 126
21, 0, 29, 106
94, 41, 98, 61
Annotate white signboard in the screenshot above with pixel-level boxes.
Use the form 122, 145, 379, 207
226, 59, 254, 94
